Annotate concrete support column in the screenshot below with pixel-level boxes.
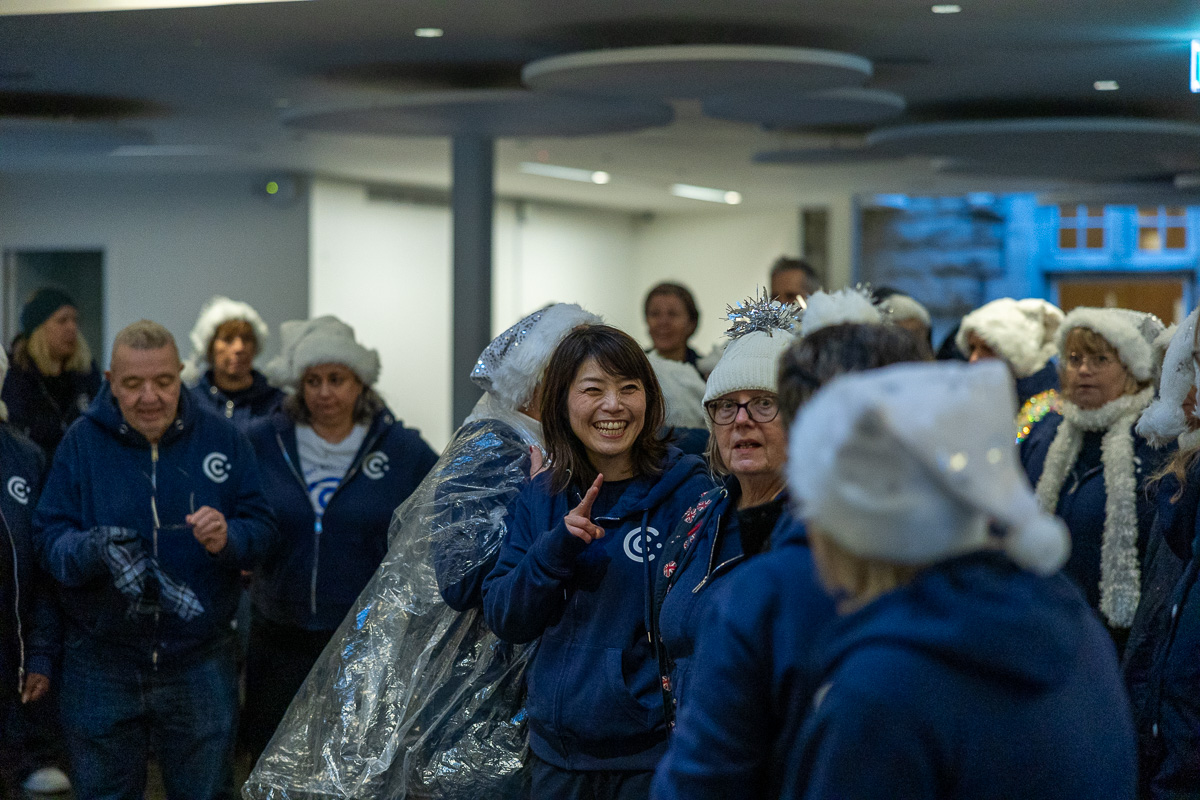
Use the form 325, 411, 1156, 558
451, 135, 494, 427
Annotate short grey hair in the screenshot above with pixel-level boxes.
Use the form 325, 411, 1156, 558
112, 320, 179, 360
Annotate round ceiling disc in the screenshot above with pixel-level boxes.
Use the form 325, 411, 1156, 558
285, 89, 673, 138
867, 118, 1200, 181
522, 45, 872, 100
706, 88, 905, 128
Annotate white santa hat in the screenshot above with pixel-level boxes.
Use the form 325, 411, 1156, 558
265, 315, 380, 388
877, 293, 932, 327
788, 359, 1069, 575
470, 303, 602, 410
800, 288, 882, 338
1138, 308, 1200, 447
181, 296, 270, 385
1056, 307, 1166, 383
955, 298, 1064, 378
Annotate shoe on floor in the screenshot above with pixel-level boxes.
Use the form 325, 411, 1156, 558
22, 766, 71, 794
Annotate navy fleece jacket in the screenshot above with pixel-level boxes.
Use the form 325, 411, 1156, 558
247, 408, 438, 631
483, 447, 713, 772
651, 514, 837, 800
33, 385, 277, 666
794, 552, 1135, 800
190, 369, 283, 434
0, 425, 57, 687
1021, 412, 1165, 617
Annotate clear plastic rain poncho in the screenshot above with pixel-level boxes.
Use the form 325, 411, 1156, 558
243, 392, 542, 800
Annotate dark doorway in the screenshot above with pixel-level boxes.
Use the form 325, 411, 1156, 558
2, 249, 104, 356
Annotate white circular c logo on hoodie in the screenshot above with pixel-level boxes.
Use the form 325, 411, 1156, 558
7, 477, 29, 505
623, 526, 661, 563
203, 452, 231, 483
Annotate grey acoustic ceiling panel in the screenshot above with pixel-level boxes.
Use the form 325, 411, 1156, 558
866, 118, 1200, 181
706, 88, 906, 129
522, 45, 872, 100
283, 89, 673, 137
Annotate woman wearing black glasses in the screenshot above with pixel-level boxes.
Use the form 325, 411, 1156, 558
651, 296, 798, 729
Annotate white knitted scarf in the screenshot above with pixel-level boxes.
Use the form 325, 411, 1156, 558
1034, 387, 1154, 628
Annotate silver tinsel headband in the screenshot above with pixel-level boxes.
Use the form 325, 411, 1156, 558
724, 287, 803, 340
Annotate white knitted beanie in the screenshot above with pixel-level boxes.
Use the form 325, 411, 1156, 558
703, 290, 801, 410
265, 315, 380, 388
788, 360, 1069, 575
1056, 307, 1166, 383
181, 296, 270, 385
955, 298, 1064, 378
702, 330, 795, 405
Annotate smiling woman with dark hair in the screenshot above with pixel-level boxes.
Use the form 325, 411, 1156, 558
484, 324, 712, 799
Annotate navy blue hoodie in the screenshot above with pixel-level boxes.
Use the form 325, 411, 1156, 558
793, 552, 1135, 800
1015, 360, 1059, 409
247, 408, 438, 631
483, 447, 713, 772
190, 369, 283, 435
1136, 461, 1200, 799
1021, 412, 1164, 620
0, 425, 57, 690
651, 514, 837, 800
33, 384, 277, 666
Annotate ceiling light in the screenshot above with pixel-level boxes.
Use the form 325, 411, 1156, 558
519, 162, 612, 185
414, 28, 444, 38
670, 183, 743, 205
931, 5, 961, 13
1093, 80, 1119, 91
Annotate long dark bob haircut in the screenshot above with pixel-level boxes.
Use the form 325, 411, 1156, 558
540, 325, 668, 494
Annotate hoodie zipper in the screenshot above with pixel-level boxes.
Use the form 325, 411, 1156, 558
150, 442, 160, 670
278, 423, 387, 618
1, 507, 25, 695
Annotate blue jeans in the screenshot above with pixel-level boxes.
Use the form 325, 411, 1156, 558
60, 635, 239, 800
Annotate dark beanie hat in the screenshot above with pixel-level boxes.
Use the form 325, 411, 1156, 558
21, 288, 76, 335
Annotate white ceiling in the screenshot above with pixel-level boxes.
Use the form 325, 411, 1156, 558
2, 0, 1200, 211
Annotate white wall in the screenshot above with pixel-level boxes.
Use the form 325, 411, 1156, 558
0, 172, 309, 364
308, 180, 454, 448
493, 201, 641, 336
630, 208, 802, 351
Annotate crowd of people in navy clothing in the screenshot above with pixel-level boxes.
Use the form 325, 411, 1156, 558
6, 255, 1200, 800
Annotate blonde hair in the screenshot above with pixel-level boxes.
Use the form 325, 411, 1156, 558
809, 528, 921, 614
26, 323, 92, 377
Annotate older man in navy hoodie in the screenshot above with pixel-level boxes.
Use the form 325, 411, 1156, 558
33, 320, 277, 800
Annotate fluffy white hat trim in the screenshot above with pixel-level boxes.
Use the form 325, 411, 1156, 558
649, 350, 709, 429
800, 288, 882, 338
878, 293, 931, 326
1137, 307, 1199, 447
955, 298, 1064, 379
265, 315, 380, 388
482, 303, 603, 411
182, 296, 269, 385
1056, 307, 1165, 383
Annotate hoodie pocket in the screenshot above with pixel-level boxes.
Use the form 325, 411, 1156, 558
528, 639, 661, 745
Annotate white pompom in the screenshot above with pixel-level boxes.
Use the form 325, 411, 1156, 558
1005, 515, 1070, 576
